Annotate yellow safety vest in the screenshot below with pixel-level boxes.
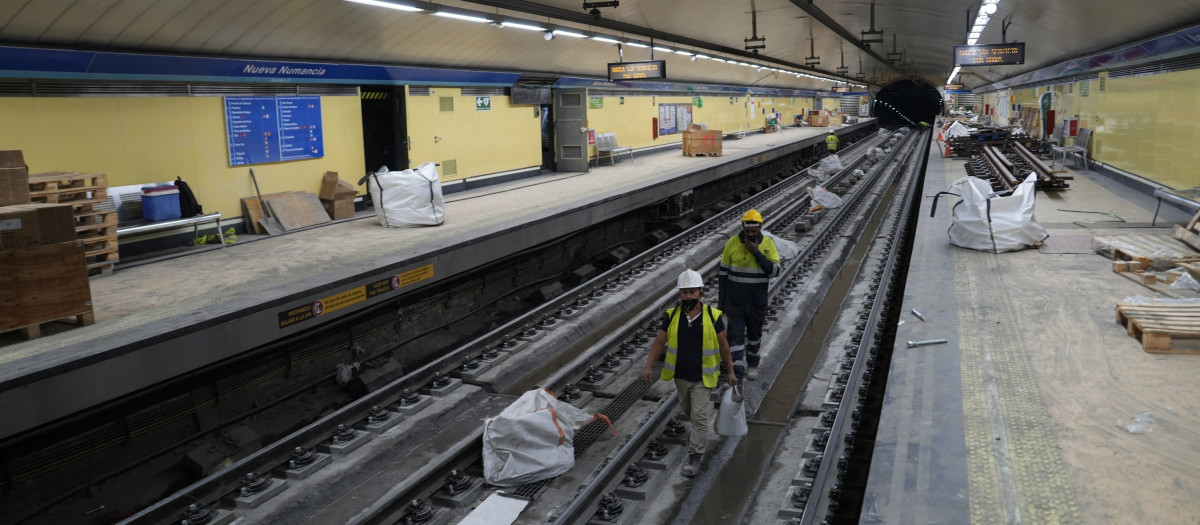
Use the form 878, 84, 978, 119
826, 134, 839, 150
660, 305, 723, 388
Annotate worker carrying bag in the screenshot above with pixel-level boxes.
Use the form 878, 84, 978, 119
931, 173, 1048, 253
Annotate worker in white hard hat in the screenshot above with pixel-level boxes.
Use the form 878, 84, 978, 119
717, 209, 780, 383
642, 269, 736, 477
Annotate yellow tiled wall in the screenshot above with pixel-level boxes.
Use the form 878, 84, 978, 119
583, 93, 818, 153
404, 87, 542, 182
981, 69, 1200, 189
0, 95, 365, 221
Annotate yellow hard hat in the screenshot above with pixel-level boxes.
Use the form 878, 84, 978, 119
741, 209, 763, 225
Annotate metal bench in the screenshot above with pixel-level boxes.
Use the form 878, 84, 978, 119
595, 132, 633, 165
1151, 187, 1200, 226
110, 184, 227, 247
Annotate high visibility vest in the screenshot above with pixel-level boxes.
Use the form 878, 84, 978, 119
719, 234, 781, 294
826, 134, 839, 150
660, 305, 723, 388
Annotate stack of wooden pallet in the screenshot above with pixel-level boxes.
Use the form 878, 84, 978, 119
1116, 301, 1200, 353
28, 172, 118, 276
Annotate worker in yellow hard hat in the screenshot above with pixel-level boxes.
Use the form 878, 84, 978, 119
717, 209, 780, 383
642, 269, 736, 477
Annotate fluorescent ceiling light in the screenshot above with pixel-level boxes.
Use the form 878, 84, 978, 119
969, 32, 981, 39
592, 36, 622, 43
553, 29, 587, 38
434, 11, 491, 23
501, 21, 546, 31
711, 58, 726, 63
344, 0, 423, 11
675, 50, 693, 55
654, 46, 674, 52
972, 24, 985, 32
624, 41, 649, 48
695, 55, 710, 59
967, 38, 978, 45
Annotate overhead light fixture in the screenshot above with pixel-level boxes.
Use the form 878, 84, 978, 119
592, 36, 622, 43
344, 0, 423, 12
501, 21, 547, 31
434, 11, 491, 23
654, 46, 674, 53
711, 58, 726, 63
553, 29, 588, 38
969, 32, 981, 39
624, 41, 649, 48
981, 2, 999, 13
674, 50, 693, 56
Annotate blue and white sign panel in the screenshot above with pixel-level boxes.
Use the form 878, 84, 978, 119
226, 96, 323, 166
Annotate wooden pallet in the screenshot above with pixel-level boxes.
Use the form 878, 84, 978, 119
27, 171, 108, 193
75, 209, 118, 237
1, 310, 94, 340
1116, 302, 1200, 353
1111, 260, 1185, 298
1092, 234, 1200, 270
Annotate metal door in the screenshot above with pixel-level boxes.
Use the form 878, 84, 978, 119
554, 88, 589, 172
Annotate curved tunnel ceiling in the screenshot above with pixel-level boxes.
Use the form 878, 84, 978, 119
0, 0, 1198, 91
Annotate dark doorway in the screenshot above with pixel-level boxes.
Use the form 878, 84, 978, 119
539, 104, 554, 171
360, 86, 408, 175
873, 79, 941, 127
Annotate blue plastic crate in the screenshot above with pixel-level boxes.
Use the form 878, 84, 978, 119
142, 186, 181, 222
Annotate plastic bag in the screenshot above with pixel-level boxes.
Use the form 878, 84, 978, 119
367, 162, 446, 227
867, 148, 885, 162
819, 154, 844, 174
1170, 272, 1200, 291
482, 389, 613, 486
764, 230, 799, 260
714, 386, 747, 436
1116, 410, 1153, 434
808, 186, 843, 209
932, 173, 1048, 253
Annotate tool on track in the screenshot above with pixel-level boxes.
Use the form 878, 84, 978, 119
250, 168, 284, 235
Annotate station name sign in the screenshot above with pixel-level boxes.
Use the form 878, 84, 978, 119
954, 43, 1025, 66
608, 60, 666, 81
832, 86, 851, 93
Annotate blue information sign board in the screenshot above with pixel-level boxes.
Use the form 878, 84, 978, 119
226, 96, 323, 166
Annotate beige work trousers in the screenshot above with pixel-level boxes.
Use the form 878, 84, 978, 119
675, 378, 713, 456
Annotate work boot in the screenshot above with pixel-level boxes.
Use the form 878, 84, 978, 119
681, 453, 701, 477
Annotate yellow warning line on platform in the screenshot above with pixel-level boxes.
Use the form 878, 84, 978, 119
954, 248, 1082, 524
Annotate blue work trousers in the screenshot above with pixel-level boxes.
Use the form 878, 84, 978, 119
725, 302, 766, 383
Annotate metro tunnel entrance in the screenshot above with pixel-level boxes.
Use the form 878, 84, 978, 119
873, 79, 942, 127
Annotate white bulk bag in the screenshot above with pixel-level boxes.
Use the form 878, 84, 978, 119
819, 154, 844, 174
932, 173, 1048, 253
367, 162, 445, 227
946, 121, 971, 138
482, 389, 614, 487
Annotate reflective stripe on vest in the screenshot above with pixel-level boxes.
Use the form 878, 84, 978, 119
660, 305, 723, 388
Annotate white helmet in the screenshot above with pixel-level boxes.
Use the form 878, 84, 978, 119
677, 269, 704, 289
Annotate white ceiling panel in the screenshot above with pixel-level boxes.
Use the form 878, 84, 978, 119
0, 0, 1197, 90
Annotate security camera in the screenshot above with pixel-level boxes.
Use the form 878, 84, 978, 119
690, 55, 698, 61
543, 31, 554, 41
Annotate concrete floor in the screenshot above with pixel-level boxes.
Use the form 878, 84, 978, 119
864, 145, 1200, 524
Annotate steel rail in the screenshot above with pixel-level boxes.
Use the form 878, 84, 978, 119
549, 132, 912, 525
119, 134, 884, 525
799, 129, 928, 524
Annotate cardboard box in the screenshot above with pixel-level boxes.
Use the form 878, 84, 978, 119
0, 204, 76, 252
807, 115, 829, 127
11, 204, 76, 246
322, 197, 355, 220
0, 150, 30, 206
0, 242, 91, 333
320, 171, 357, 201
682, 130, 723, 156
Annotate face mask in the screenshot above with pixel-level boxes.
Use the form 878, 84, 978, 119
681, 298, 700, 311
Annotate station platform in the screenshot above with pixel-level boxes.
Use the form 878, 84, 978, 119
865, 144, 1200, 523
0, 121, 875, 441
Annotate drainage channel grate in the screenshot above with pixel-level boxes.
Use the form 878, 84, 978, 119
509, 362, 662, 499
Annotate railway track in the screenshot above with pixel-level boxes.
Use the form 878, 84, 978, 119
120, 127, 929, 525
